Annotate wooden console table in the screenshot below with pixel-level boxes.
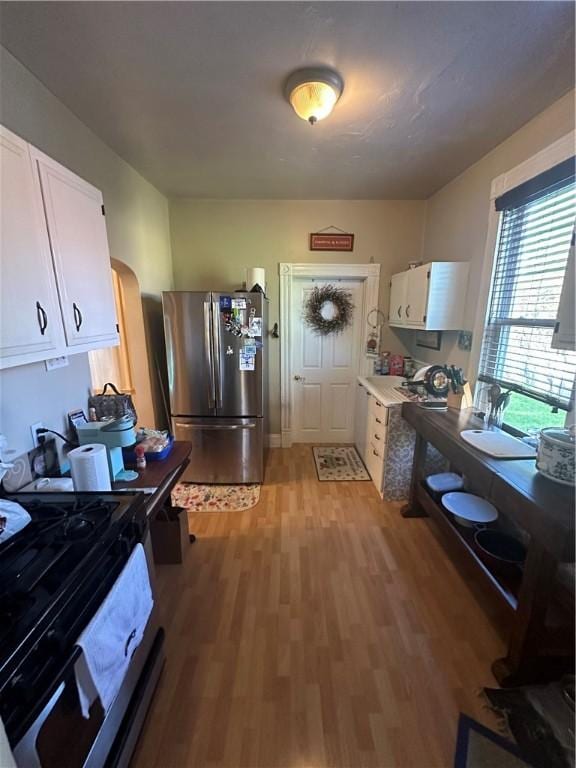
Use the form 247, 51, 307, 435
401, 404, 574, 686
114, 440, 192, 521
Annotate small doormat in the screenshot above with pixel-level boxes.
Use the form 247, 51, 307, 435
171, 483, 260, 512
312, 446, 370, 481
454, 714, 533, 768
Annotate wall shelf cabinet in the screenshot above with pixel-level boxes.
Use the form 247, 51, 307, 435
388, 262, 469, 331
0, 125, 118, 370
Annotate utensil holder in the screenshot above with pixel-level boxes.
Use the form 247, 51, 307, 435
447, 382, 473, 411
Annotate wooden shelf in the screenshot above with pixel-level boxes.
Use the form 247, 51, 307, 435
415, 483, 520, 612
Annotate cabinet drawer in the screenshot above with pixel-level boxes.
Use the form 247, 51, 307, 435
368, 412, 387, 447
368, 396, 388, 423
365, 441, 385, 490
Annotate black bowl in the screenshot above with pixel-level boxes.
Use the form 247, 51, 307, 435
473, 529, 526, 577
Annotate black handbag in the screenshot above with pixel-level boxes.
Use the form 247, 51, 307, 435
88, 382, 137, 424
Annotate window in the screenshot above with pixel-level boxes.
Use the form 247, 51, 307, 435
477, 157, 576, 434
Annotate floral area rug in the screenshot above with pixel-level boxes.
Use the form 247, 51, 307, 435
312, 446, 370, 481
171, 483, 260, 512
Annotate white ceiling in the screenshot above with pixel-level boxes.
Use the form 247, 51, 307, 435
0, 2, 574, 199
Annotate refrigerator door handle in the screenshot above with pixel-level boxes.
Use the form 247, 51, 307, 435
212, 301, 223, 409
204, 301, 216, 408
174, 422, 257, 431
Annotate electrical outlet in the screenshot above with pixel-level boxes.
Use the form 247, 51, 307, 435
45, 355, 69, 371
30, 422, 44, 447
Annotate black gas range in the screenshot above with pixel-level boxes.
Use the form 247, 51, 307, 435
0, 492, 164, 768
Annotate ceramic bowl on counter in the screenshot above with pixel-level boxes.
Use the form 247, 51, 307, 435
536, 427, 575, 486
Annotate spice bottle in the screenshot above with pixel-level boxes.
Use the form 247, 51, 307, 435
135, 444, 147, 471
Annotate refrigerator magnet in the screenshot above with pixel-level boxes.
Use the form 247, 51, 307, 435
219, 296, 232, 310
239, 350, 255, 371
249, 317, 262, 336
232, 298, 247, 309
243, 342, 257, 356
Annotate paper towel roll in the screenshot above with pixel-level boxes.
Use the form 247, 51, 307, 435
246, 267, 266, 293
69, 443, 111, 492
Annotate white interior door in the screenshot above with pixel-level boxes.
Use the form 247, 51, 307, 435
292, 278, 364, 443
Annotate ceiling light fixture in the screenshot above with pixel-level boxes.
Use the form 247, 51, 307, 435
284, 67, 344, 125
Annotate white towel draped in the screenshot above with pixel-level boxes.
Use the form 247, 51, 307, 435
74, 543, 154, 718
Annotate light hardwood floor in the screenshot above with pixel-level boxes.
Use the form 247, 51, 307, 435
132, 446, 506, 768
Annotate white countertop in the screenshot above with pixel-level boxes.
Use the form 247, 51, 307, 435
357, 375, 410, 406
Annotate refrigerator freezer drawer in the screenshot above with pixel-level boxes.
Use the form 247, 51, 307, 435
172, 417, 264, 484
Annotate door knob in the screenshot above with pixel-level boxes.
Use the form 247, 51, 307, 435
294, 375, 306, 381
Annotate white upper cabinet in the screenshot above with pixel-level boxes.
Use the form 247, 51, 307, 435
0, 124, 119, 369
404, 264, 429, 325
0, 126, 64, 368
388, 262, 469, 330
552, 236, 575, 351
33, 150, 118, 349
388, 272, 407, 327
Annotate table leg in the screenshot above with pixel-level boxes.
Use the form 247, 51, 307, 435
492, 542, 559, 686
401, 432, 428, 518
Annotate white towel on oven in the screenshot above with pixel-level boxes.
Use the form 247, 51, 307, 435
74, 543, 154, 718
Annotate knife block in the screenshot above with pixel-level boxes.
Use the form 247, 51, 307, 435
447, 382, 474, 411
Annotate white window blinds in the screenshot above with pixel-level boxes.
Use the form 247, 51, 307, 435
478, 159, 576, 411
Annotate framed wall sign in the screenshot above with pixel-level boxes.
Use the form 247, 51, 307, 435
309, 232, 354, 251
416, 330, 442, 350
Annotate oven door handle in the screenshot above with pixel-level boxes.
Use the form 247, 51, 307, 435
12, 682, 66, 768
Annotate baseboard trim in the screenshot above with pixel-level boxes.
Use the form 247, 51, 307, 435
266, 433, 282, 448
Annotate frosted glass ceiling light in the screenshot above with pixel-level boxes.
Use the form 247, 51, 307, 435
285, 68, 344, 125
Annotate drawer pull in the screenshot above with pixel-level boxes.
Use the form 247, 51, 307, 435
372, 449, 380, 457
375, 400, 382, 407
375, 417, 382, 424
36, 301, 48, 336
374, 434, 381, 440
73, 302, 83, 332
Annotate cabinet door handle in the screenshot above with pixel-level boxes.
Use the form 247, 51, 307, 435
374, 434, 381, 440
375, 400, 382, 407
405, 304, 411, 318
36, 301, 48, 336
373, 449, 380, 457
73, 302, 83, 332
397, 305, 401, 318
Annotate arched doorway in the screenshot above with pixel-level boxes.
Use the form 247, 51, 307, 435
88, 259, 157, 428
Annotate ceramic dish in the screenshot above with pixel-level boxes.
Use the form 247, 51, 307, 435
536, 427, 575, 486
441, 492, 498, 528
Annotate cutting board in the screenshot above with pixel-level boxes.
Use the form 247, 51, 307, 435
460, 429, 536, 459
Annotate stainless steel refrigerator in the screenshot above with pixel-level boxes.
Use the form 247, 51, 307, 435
162, 291, 267, 483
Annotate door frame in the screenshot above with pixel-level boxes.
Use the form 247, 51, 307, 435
279, 262, 380, 448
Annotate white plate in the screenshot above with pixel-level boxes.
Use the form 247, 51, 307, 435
441, 492, 498, 523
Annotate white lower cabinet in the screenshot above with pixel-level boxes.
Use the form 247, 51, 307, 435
355, 379, 448, 500
354, 381, 386, 495
0, 124, 118, 370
